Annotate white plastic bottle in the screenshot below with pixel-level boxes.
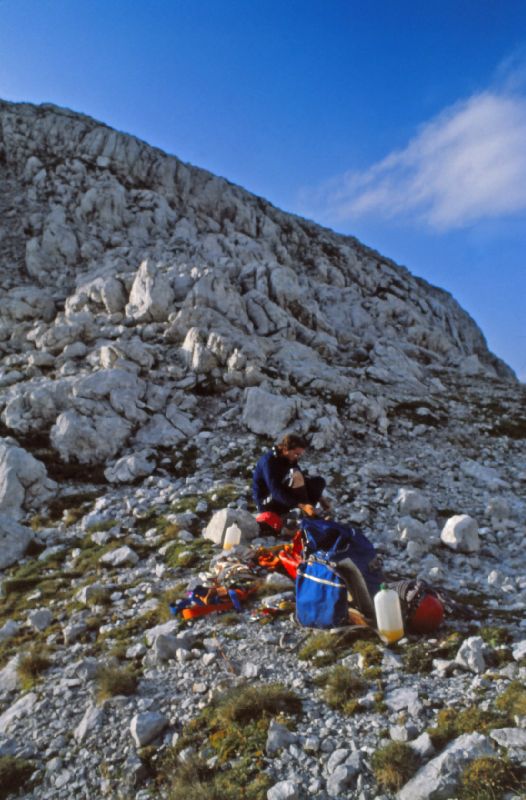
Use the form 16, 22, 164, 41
223, 524, 241, 551
374, 584, 404, 644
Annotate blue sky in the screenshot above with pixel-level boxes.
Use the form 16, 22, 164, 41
1, 0, 525, 379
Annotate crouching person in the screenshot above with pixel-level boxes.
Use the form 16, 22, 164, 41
252, 433, 330, 534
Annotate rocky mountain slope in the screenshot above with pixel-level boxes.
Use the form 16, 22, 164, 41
0, 99, 525, 799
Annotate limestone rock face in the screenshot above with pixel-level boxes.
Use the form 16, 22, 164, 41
0, 98, 519, 486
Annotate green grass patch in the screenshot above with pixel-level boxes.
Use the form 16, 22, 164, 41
427, 705, 509, 751
298, 627, 377, 667
86, 518, 119, 534
315, 665, 368, 715
495, 680, 526, 718
164, 539, 215, 571
97, 608, 160, 648
156, 683, 300, 800
17, 648, 52, 690
371, 741, 419, 792
402, 631, 463, 674
352, 640, 383, 667
95, 665, 139, 703
458, 756, 524, 800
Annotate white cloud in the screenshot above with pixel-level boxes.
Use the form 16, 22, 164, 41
307, 89, 526, 231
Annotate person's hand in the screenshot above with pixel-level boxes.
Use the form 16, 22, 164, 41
298, 503, 316, 517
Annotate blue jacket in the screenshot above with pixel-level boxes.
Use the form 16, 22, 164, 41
252, 448, 300, 512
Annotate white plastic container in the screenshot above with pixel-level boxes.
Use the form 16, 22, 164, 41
374, 584, 404, 644
223, 524, 241, 551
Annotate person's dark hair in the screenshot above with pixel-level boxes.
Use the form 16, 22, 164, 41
277, 433, 308, 451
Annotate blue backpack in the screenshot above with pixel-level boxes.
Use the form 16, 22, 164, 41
296, 518, 382, 629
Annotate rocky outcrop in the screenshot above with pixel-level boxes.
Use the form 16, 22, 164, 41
0, 98, 519, 489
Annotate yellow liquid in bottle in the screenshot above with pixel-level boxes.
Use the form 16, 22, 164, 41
379, 627, 404, 644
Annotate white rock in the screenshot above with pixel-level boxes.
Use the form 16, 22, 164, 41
0, 655, 21, 692
490, 728, 526, 749
455, 636, 487, 673
100, 546, 139, 567
487, 569, 505, 589
440, 514, 480, 553
398, 516, 428, 542
28, 608, 53, 631
153, 634, 187, 662
267, 780, 300, 800
0, 439, 56, 519
130, 711, 169, 747
512, 640, 526, 661
133, 413, 195, 447
265, 720, 298, 757
76, 583, 107, 606
0, 513, 33, 569
409, 732, 435, 759
63, 622, 88, 645
242, 387, 297, 437
460, 459, 508, 489
51, 409, 132, 465
384, 687, 422, 715
182, 327, 218, 373
0, 620, 20, 641
126, 643, 146, 659
397, 732, 495, 800
0, 692, 38, 734
326, 753, 362, 797
144, 620, 187, 646
204, 508, 259, 546
104, 451, 156, 483
395, 489, 430, 519
326, 747, 351, 773
74, 704, 104, 743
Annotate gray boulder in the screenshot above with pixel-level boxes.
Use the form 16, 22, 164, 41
326, 752, 362, 797
0, 692, 38, 735
104, 451, 156, 483
99, 546, 139, 567
74, 704, 105, 743
0, 655, 21, 693
0, 514, 33, 569
130, 712, 169, 747
242, 387, 297, 437
267, 780, 300, 800
50, 409, 132, 465
0, 438, 56, 519
397, 732, 495, 800
28, 608, 53, 632
265, 719, 299, 756
395, 489, 431, 520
